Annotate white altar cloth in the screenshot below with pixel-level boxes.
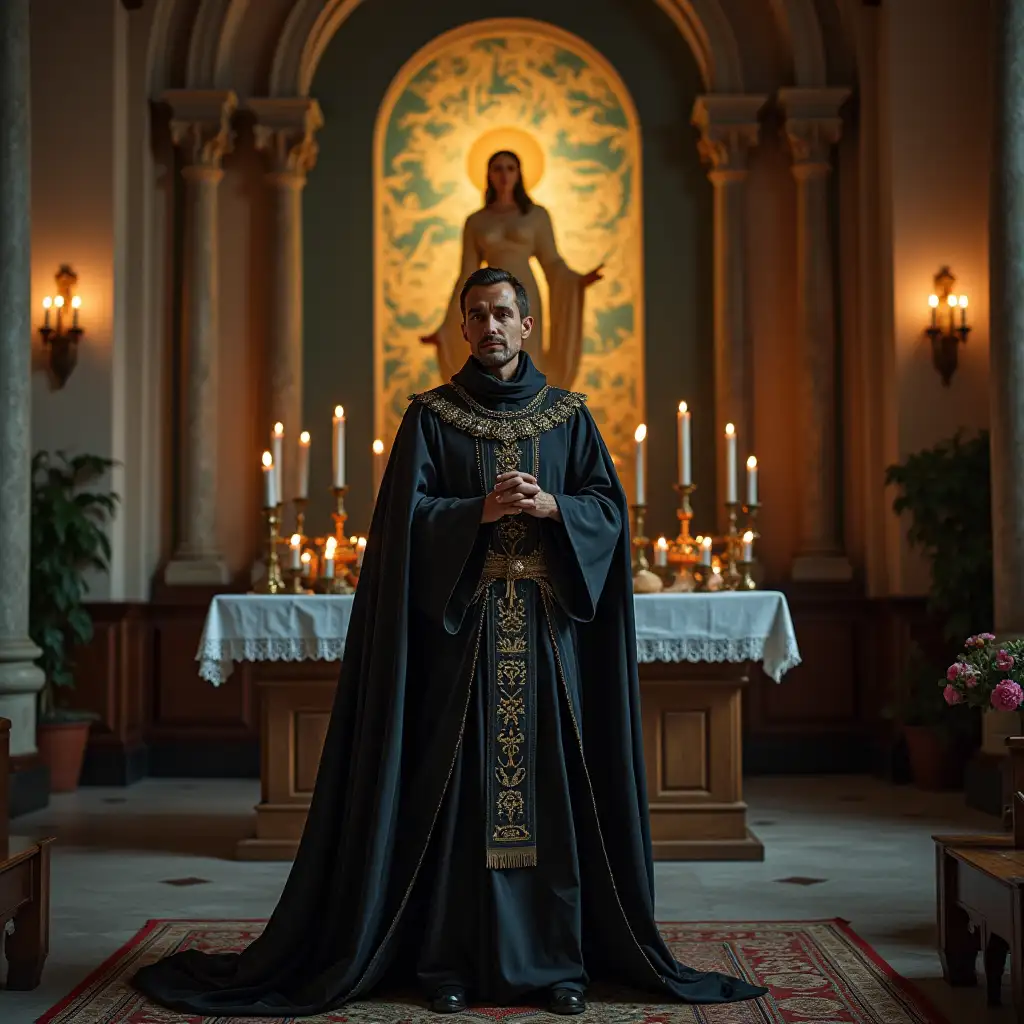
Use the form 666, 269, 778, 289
197, 591, 800, 686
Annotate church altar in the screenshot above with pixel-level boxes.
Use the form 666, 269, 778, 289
197, 592, 800, 863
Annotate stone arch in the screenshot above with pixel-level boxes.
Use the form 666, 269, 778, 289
769, 0, 827, 85
268, 0, 746, 97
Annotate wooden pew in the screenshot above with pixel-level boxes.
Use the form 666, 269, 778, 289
934, 735, 1024, 1014
0, 718, 53, 989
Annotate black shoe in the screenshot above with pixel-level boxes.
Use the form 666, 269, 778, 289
548, 988, 586, 1015
430, 985, 467, 1014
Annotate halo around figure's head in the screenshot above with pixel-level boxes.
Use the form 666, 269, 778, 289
467, 127, 545, 193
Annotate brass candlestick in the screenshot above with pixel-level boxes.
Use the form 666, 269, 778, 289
330, 486, 357, 590
631, 504, 663, 593
722, 501, 743, 590
666, 483, 699, 591
253, 505, 286, 594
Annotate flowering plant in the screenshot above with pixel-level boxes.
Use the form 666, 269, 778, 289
942, 634, 1024, 712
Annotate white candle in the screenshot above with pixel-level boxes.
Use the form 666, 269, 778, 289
323, 537, 336, 579
42, 296, 52, 328
634, 424, 647, 505
71, 295, 81, 328
296, 431, 311, 499
372, 439, 385, 499
746, 455, 758, 506
677, 402, 691, 486
300, 550, 312, 577
701, 536, 713, 566
261, 451, 277, 509
655, 536, 668, 568
742, 530, 754, 562
332, 406, 346, 488
928, 293, 939, 327
289, 533, 301, 570
724, 423, 737, 503
356, 536, 367, 569
271, 422, 284, 505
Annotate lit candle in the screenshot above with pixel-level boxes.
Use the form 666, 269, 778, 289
959, 294, 969, 328
289, 533, 302, 570
271, 422, 284, 506
677, 402, 691, 486
71, 295, 81, 328
742, 530, 754, 562
332, 406, 346, 488
928, 293, 939, 327
356, 535, 367, 569
724, 423, 737, 504
54, 295, 64, 330
372, 439, 385, 499
323, 537, 337, 579
746, 455, 758, 506
296, 431, 311, 499
300, 550, 312, 577
42, 296, 52, 328
701, 536, 712, 566
261, 451, 277, 509
634, 424, 647, 505
655, 536, 668, 568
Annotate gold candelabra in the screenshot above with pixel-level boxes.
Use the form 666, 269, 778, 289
253, 505, 287, 594
323, 486, 357, 594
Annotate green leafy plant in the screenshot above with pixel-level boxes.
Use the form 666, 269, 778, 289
885, 430, 992, 642
29, 451, 119, 721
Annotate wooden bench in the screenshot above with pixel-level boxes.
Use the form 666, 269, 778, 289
935, 735, 1024, 1014
0, 718, 53, 989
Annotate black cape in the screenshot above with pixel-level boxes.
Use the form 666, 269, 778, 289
132, 354, 767, 1014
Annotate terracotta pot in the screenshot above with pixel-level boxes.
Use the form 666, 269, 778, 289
36, 719, 92, 793
903, 724, 964, 791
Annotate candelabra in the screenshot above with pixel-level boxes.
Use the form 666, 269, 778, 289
665, 483, 700, 591
631, 504, 663, 593
253, 505, 287, 594
327, 486, 357, 593
38, 265, 84, 389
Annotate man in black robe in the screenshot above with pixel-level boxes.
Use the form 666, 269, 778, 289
132, 267, 767, 1016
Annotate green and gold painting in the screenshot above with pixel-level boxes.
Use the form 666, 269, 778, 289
373, 18, 644, 472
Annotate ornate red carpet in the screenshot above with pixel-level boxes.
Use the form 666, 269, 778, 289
37, 918, 948, 1023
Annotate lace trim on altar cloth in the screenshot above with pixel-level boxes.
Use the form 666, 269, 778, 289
635, 636, 802, 682
198, 634, 801, 686
198, 638, 347, 685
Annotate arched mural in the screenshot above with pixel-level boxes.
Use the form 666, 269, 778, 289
373, 18, 644, 470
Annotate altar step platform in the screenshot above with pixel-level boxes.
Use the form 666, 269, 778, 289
196, 591, 800, 863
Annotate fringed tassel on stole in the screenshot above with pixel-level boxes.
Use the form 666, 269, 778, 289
486, 846, 538, 870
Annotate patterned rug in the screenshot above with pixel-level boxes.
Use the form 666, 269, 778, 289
37, 918, 949, 1023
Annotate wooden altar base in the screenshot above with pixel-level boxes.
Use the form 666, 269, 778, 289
235, 659, 762, 862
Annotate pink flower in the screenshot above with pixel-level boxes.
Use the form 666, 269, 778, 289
997, 649, 1015, 670
991, 679, 1024, 711
947, 663, 964, 681
981, 633, 997, 642
964, 668, 979, 688
943, 684, 964, 706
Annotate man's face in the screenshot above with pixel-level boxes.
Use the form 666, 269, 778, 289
461, 282, 533, 370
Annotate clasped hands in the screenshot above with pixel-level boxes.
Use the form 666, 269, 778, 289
482, 471, 561, 523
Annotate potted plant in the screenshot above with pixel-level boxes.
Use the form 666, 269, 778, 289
29, 450, 118, 792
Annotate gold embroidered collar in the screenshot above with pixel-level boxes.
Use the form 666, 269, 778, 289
410, 385, 587, 442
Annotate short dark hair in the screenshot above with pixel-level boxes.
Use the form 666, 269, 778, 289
459, 267, 530, 321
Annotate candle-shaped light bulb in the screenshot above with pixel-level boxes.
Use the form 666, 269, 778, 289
271, 422, 284, 506
724, 422, 737, 503
42, 296, 52, 309
655, 536, 668, 568
947, 294, 958, 307
261, 450, 277, 509
959, 294, 968, 328
742, 529, 754, 562
634, 423, 647, 505
70, 295, 81, 328
289, 533, 302, 570
928, 293, 939, 327
332, 406, 346, 488
677, 401, 692, 486
701, 535, 713, 567
746, 455, 758, 506
42, 295, 52, 328
296, 430, 311, 500
54, 296, 64, 308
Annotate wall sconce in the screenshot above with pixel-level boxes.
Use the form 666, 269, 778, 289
925, 266, 970, 386
38, 264, 84, 388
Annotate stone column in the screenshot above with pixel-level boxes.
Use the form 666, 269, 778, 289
780, 88, 854, 582
692, 96, 766, 520
249, 98, 323, 505
161, 90, 237, 585
985, 0, 1024, 755
0, 0, 45, 758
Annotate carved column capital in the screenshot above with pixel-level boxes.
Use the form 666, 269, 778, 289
691, 95, 767, 180
249, 98, 324, 183
162, 89, 238, 174
779, 87, 851, 176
